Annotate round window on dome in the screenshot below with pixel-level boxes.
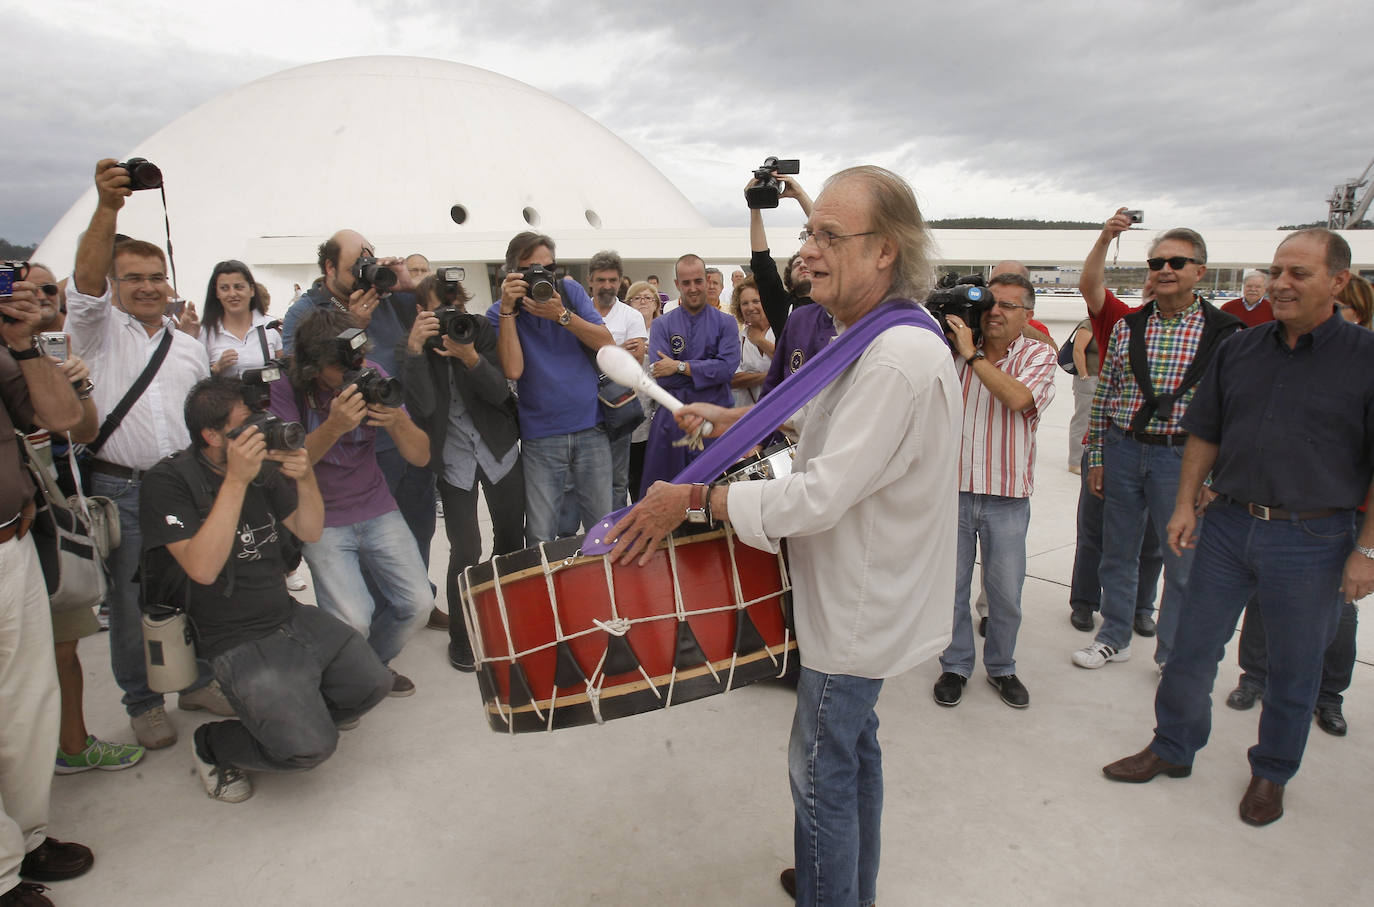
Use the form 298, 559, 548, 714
522, 207, 541, 227
450, 205, 468, 225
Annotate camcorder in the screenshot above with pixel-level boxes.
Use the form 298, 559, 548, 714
117, 157, 163, 191
926, 273, 995, 344
746, 156, 801, 209
334, 327, 403, 406
0, 261, 28, 323
232, 361, 306, 451
351, 256, 398, 293
514, 264, 560, 306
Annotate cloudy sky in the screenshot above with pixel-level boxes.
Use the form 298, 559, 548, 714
7, 0, 1372, 245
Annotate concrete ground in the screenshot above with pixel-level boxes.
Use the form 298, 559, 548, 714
44, 312, 1371, 906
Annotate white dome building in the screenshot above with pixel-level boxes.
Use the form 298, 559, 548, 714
34, 55, 711, 305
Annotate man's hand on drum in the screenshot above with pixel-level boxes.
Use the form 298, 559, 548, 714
607, 482, 693, 566
675, 402, 742, 439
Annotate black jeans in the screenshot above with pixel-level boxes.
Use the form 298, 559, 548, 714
438, 461, 526, 651
201, 606, 391, 772
1068, 448, 1164, 617
1236, 599, 1358, 708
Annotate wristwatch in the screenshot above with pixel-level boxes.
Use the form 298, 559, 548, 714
1356, 544, 1374, 560
685, 483, 709, 524
557, 309, 572, 326
7, 340, 41, 360
676, 360, 687, 373
969, 350, 987, 363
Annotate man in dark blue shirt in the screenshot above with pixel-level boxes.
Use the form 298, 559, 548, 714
1102, 228, 1374, 827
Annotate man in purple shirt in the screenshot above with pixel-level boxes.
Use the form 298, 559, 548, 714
639, 254, 741, 491
269, 307, 432, 695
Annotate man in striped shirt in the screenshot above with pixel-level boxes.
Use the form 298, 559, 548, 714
933, 273, 1057, 709
1075, 229, 1241, 670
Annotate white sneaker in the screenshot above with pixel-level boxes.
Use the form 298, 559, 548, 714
192, 745, 253, 803
1072, 641, 1131, 669
178, 680, 236, 716
286, 568, 308, 592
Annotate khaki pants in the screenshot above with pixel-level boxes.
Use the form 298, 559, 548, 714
0, 533, 59, 895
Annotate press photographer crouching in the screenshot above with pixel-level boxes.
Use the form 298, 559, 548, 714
401, 271, 524, 672
268, 308, 432, 693
139, 376, 391, 803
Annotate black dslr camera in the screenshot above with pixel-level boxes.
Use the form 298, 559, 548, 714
515, 264, 560, 304
231, 361, 306, 451
746, 156, 801, 209
116, 157, 163, 191
334, 328, 403, 407
429, 307, 479, 349
351, 256, 398, 293
926, 273, 996, 344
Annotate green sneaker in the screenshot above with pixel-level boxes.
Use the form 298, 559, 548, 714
55, 736, 146, 774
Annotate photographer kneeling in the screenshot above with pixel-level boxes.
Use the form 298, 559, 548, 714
401, 272, 524, 672
140, 377, 392, 803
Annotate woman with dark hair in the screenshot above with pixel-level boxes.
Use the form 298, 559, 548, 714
401, 274, 525, 671
201, 260, 282, 376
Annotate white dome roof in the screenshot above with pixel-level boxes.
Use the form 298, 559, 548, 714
35, 55, 707, 290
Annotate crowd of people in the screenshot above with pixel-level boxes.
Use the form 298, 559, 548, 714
1, 157, 1370, 907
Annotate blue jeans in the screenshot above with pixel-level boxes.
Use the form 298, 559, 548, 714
790, 667, 884, 907
302, 510, 431, 664
92, 472, 208, 716
1069, 448, 1163, 618
376, 447, 437, 568
1097, 430, 1194, 663
941, 493, 1030, 678
522, 427, 612, 544
1150, 502, 1353, 784
201, 605, 391, 772
1236, 599, 1358, 708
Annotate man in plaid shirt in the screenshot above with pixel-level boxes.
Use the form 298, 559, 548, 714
1075, 228, 1241, 670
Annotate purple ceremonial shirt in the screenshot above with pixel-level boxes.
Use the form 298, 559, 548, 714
268, 362, 399, 528
761, 302, 837, 396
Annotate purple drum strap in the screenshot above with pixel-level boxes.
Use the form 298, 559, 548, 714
583, 300, 946, 555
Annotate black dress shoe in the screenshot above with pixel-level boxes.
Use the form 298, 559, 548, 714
1102, 747, 1192, 783
978, 616, 987, 638
933, 672, 967, 707
779, 867, 796, 899
448, 640, 476, 673
987, 674, 1030, 708
1070, 607, 1094, 631
1239, 775, 1284, 826
19, 838, 93, 882
1226, 684, 1261, 711
0, 882, 52, 906
1133, 612, 1157, 637
1315, 704, 1348, 736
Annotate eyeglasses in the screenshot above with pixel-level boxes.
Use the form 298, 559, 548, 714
628, 294, 658, 304
114, 274, 169, 286
798, 228, 875, 250
994, 301, 1031, 312
1146, 256, 1200, 271
39, 284, 60, 297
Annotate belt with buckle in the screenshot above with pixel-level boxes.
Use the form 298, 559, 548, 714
89, 458, 145, 481
0, 501, 36, 544
1122, 430, 1188, 447
1216, 494, 1343, 522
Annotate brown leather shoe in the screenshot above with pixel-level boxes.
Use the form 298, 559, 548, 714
426, 607, 450, 631
1239, 775, 1284, 826
779, 868, 796, 900
19, 837, 93, 882
1102, 746, 1192, 783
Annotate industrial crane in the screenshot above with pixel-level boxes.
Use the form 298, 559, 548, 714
1327, 157, 1374, 229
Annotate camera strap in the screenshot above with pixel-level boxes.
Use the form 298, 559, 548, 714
86, 328, 174, 456
256, 325, 271, 362
159, 185, 180, 291
583, 299, 947, 555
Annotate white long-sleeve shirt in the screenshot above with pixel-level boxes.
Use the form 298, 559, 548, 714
727, 321, 961, 678
66, 283, 210, 470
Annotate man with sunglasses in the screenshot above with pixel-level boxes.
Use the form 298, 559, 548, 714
933, 273, 1056, 709
66, 159, 219, 751
1075, 228, 1241, 672
489, 231, 613, 543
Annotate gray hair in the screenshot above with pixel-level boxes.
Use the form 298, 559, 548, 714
823, 166, 935, 301
588, 249, 623, 278
1149, 227, 1208, 265
1281, 227, 1352, 274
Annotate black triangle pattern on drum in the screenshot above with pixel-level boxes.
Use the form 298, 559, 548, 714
602, 633, 641, 676
476, 663, 498, 704
733, 610, 769, 656
553, 641, 587, 687
507, 663, 537, 709
673, 620, 712, 673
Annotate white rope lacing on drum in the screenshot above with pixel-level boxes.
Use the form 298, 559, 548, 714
776, 546, 792, 679
536, 542, 590, 730
587, 555, 660, 715
665, 531, 720, 709
484, 553, 515, 729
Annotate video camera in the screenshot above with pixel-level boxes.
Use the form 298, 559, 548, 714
926, 273, 995, 344
351, 256, 398, 293
116, 157, 163, 191
0, 261, 28, 323
334, 327, 403, 407
746, 156, 801, 210
231, 361, 306, 451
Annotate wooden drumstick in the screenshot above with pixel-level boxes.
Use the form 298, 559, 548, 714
596, 345, 715, 437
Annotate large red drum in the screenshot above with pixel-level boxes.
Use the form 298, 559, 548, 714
458, 524, 796, 733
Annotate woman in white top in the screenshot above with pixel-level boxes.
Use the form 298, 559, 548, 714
201, 260, 283, 376
731, 276, 774, 407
